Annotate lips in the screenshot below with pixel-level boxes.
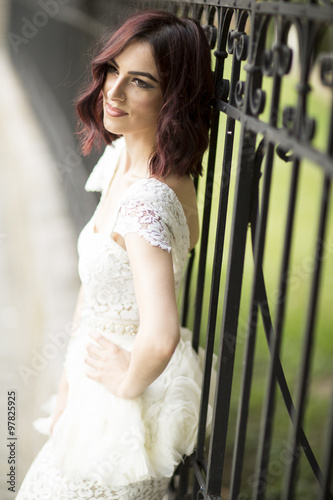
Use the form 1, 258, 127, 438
105, 103, 128, 117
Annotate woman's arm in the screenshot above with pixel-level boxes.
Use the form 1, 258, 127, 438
120, 232, 181, 397
85, 233, 181, 399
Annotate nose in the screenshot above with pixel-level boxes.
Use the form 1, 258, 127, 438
106, 77, 126, 102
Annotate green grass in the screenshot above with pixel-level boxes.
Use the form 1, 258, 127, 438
179, 64, 333, 498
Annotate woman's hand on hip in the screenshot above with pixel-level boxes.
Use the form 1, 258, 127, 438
84, 330, 131, 397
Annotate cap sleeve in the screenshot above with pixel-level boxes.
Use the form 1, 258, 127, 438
85, 138, 125, 193
113, 198, 172, 253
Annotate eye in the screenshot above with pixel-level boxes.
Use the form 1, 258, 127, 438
132, 78, 152, 89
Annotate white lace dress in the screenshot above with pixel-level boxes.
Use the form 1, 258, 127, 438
16, 138, 212, 500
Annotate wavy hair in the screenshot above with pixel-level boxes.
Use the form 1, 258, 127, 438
76, 10, 214, 177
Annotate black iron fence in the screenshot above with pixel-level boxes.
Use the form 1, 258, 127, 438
142, 0, 333, 498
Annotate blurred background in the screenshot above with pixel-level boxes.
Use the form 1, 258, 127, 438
0, 1, 137, 497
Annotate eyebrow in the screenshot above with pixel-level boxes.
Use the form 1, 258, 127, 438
111, 59, 159, 84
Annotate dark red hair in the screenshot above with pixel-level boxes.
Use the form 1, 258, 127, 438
76, 10, 214, 177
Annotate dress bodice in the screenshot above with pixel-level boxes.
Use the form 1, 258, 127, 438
77, 138, 190, 335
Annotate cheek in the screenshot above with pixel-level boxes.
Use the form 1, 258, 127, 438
137, 95, 163, 119
153, 97, 163, 116
102, 85, 108, 104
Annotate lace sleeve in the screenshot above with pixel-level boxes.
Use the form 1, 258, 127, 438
113, 199, 172, 253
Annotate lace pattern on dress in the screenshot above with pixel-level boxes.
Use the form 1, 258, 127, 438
16, 440, 169, 500
82, 313, 139, 335
114, 199, 172, 253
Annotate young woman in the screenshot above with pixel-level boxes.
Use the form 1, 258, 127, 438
16, 9, 214, 499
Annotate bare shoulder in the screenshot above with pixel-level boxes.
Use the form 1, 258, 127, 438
161, 173, 199, 251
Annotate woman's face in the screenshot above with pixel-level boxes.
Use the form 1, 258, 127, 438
102, 40, 164, 141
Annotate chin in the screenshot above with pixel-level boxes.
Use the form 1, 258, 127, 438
103, 117, 123, 135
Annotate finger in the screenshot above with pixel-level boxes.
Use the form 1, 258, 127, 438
88, 330, 110, 349
89, 331, 119, 353
86, 342, 105, 358
86, 370, 101, 382
84, 354, 102, 370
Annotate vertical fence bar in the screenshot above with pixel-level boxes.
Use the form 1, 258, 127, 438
205, 3, 261, 493
283, 175, 331, 499
191, 109, 220, 353
318, 82, 333, 500
252, 158, 300, 500
229, 138, 273, 500
180, 248, 196, 327
180, 178, 198, 327
320, 387, 333, 500
229, 14, 286, 491
194, 114, 234, 463
191, 10, 232, 496
205, 126, 257, 495
283, 80, 333, 500
194, 4, 245, 471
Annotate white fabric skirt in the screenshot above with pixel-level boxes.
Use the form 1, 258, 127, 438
16, 325, 214, 499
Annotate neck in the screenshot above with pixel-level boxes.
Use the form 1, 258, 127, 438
122, 132, 156, 179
